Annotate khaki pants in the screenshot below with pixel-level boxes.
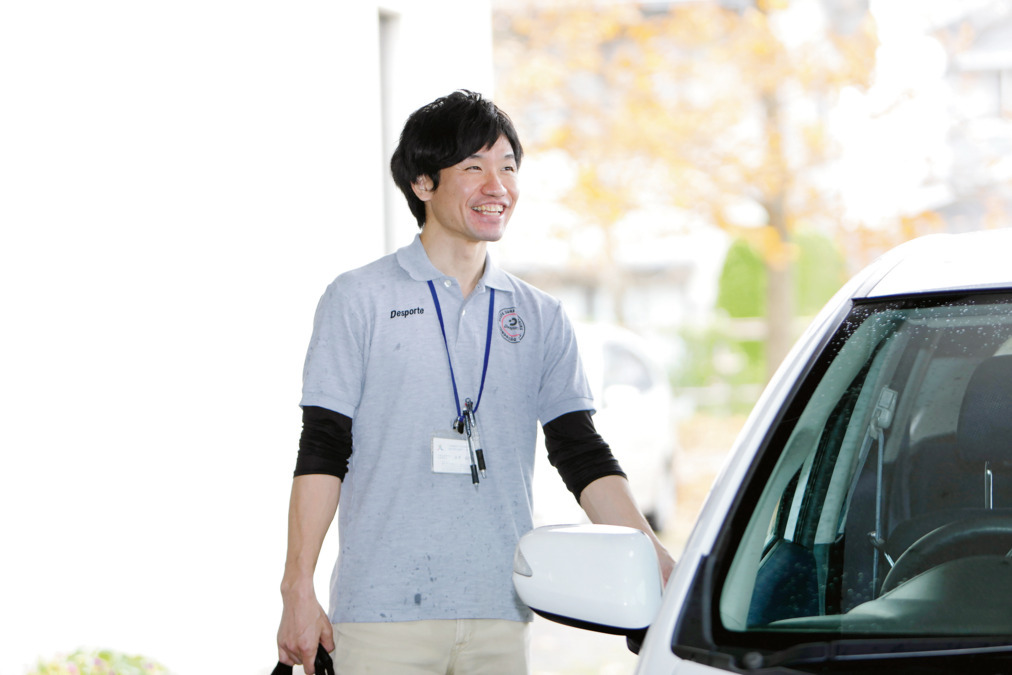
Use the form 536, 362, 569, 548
328, 619, 530, 674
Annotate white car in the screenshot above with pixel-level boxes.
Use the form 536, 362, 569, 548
533, 322, 676, 532
516, 228, 1012, 673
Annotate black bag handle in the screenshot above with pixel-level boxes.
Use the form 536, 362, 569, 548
271, 644, 334, 675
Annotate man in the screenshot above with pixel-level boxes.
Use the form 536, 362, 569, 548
277, 90, 674, 674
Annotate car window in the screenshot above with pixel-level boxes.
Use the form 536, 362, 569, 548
716, 292, 1012, 638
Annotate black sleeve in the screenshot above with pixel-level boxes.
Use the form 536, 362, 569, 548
294, 405, 353, 480
543, 409, 626, 502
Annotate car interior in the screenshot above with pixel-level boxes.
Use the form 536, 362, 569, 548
717, 292, 1012, 636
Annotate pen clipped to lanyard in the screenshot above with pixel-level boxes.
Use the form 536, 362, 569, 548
463, 398, 487, 481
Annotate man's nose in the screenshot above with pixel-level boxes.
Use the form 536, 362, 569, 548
483, 174, 507, 195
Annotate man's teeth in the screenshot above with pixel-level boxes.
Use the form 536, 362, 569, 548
472, 205, 504, 213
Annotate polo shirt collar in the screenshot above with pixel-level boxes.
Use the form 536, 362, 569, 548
396, 234, 512, 293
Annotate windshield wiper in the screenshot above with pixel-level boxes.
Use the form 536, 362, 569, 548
742, 637, 1012, 670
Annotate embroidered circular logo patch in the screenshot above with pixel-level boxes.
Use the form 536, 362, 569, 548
498, 307, 525, 343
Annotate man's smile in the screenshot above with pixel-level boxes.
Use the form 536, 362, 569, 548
472, 204, 506, 214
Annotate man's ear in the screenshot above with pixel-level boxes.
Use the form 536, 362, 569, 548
411, 175, 435, 202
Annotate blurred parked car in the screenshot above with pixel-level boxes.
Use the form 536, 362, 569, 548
516, 228, 1012, 673
533, 322, 677, 532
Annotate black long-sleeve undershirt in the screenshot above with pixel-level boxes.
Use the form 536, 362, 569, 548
542, 409, 626, 500
294, 406, 354, 479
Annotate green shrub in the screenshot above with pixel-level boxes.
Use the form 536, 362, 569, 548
28, 649, 171, 675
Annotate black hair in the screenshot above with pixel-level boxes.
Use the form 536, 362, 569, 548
390, 90, 523, 228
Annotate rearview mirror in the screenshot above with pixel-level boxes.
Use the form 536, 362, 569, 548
512, 524, 663, 633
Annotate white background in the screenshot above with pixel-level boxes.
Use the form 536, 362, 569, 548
0, 2, 492, 673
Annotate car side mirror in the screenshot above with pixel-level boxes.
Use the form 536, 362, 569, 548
513, 525, 663, 635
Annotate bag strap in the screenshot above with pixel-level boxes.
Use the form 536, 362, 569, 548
272, 644, 334, 675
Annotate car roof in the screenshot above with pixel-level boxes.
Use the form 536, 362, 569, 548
859, 228, 1012, 299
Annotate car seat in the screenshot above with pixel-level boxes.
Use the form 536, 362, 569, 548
886, 354, 1012, 560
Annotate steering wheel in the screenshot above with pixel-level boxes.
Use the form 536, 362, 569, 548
880, 515, 1012, 594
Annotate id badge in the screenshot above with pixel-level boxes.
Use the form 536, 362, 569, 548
431, 433, 471, 474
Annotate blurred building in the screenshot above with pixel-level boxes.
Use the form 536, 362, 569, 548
935, 2, 1012, 232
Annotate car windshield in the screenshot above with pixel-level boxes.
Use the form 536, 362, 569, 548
718, 291, 1012, 641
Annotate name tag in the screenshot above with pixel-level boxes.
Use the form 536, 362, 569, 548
431, 434, 471, 474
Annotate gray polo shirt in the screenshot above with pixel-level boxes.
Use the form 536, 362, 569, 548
301, 235, 594, 623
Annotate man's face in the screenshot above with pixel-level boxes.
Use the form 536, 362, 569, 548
414, 135, 519, 244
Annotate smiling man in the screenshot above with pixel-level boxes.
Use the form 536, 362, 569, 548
276, 90, 673, 674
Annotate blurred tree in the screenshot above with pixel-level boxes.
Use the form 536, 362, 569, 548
717, 238, 765, 319
494, 0, 879, 379
715, 230, 847, 385
794, 229, 848, 315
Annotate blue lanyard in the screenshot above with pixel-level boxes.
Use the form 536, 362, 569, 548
427, 280, 495, 427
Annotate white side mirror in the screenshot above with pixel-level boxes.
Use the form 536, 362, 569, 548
513, 524, 663, 631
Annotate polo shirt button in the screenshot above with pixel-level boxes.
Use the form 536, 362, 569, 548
443, 280, 452, 288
